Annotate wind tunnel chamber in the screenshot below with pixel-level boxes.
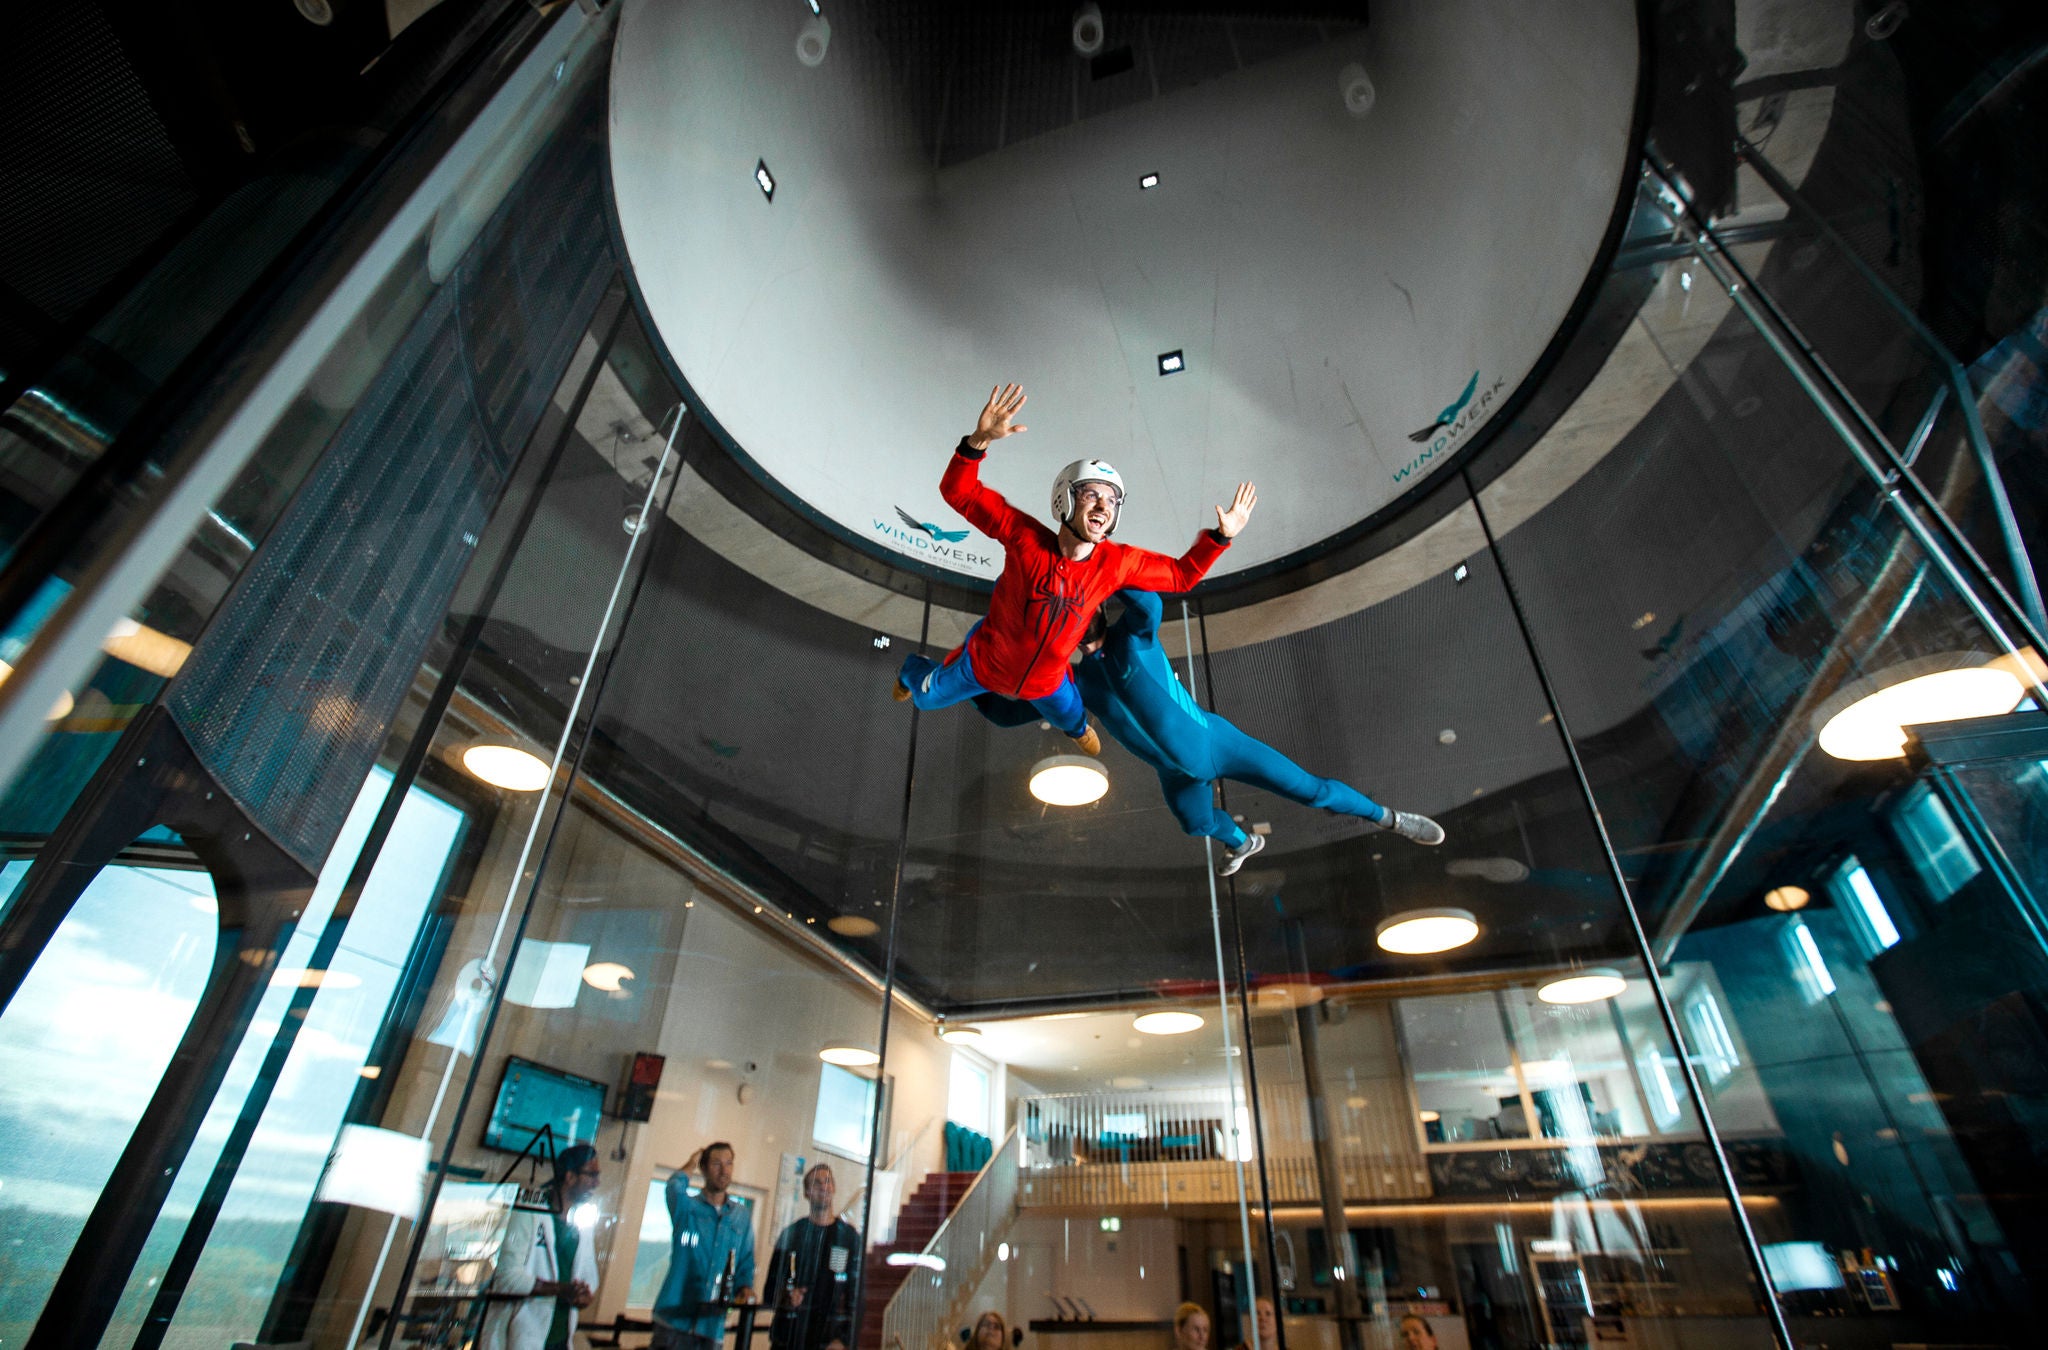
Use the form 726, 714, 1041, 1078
0, 1, 2046, 1350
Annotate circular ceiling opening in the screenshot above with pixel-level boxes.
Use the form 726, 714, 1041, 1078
610, 0, 1639, 582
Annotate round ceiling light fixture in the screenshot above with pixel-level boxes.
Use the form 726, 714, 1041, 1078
462, 741, 552, 791
1132, 1010, 1204, 1036
1418, 1109, 1441, 1123
826, 914, 881, 937
582, 962, 635, 992
1029, 755, 1108, 806
938, 1025, 983, 1045
1375, 907, 1479, 954
819, 1044, 880, 1067
1764, 885, 1810, 912
1071, 2, 1104, 56
1338, 61, 1376, 117
1814, 657, 2025, 761
1537, 968, 1628, 1004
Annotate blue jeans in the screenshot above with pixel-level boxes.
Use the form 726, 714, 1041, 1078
899, 646, 1088, 738
1160, 716, 1387, 847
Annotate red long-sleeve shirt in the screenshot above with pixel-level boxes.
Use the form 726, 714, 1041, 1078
940, 442, 1229, 699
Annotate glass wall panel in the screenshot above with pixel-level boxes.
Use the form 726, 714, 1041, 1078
1482, 197, 2047, 1341
1201, 468, 1777, 1350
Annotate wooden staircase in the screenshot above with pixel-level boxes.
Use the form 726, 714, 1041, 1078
856, 1171, 979, 1350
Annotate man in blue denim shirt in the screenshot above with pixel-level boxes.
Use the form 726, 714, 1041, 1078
654, 1142, 758, 1350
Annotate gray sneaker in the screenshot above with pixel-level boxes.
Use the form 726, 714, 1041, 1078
1382, 810, 1445, 846
1218, 831, 1266, 877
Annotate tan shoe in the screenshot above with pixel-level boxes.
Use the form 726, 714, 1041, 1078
892, 677, 912, 703
1070, 723, 1101, 756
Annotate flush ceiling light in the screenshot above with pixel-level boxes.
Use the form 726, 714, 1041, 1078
1764, 885, 1809, 912
1538, 968, 1627, 1004
938, 1025, 983, 1045
827, 914, 880, 937
1139, 172, 1160, 190
885, 1252, 946, 1270
819, 1044, 880, 1067
582, 961, 635, 992
1029, 754, 1108, 806
1133, 1010, 1204, 1035
0, 660, 74, 720
1814, 658, 2024, 761
462, 742, 551, 791
1158, 350, 1185, 376
1418, 1109, 1441, 1123
102, 618, 192, 677
755, 159, 776, 201
1375, 907, 1479, 954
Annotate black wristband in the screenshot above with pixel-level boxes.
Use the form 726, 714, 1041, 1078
955, 435, 987, 461
1207, 528, 1231, 545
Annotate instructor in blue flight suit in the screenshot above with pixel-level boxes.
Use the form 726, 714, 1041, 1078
981, 590, 1444, 874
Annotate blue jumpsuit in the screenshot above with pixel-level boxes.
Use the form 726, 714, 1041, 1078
979, 591, 1390, 847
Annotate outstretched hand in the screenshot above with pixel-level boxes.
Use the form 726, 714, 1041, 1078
968, 384, 1028, 450
1215, 482, 1258, 538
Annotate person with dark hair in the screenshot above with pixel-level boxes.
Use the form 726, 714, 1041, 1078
1397, 1314, 1439, 1350
766, 1163, 862, 1350
1233, 1297, 1278, 1350
654, 1142, 758, 1350
482, 1144, 602, 1350
893, 384, 1257, 756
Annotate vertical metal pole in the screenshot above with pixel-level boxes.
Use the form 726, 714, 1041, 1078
853, 584, 931, 1347
1463, 470, 1795, 1350
1194, 604, 1290, 1349
1179, 601, 1266, 1350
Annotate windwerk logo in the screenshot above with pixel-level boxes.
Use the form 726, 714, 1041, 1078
892, 507, 969, 543
1394, 370, 1505, 483
872, 506, 995, 570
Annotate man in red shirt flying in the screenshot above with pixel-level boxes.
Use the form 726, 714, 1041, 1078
894, 384, 1257, 755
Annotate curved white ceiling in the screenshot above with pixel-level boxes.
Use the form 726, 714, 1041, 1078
610, 0, 1638, 581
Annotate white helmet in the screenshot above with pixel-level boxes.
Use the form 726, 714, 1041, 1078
1052, 459, 1125, 535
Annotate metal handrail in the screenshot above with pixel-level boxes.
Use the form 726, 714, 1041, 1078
1734, 136, 2048, 634
877, 1124, 1022, 1350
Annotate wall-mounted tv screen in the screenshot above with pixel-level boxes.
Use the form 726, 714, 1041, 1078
483, 1057, 607, 1154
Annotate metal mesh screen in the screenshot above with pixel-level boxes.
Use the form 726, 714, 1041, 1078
166, 79, 614, 872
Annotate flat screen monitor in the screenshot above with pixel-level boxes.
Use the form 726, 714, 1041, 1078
483, 1056, 607, 1155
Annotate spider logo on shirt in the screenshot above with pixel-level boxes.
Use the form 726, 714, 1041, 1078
1024, 574, 1086, 637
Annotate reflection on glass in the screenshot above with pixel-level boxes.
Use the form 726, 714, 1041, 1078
0, 862, 218, 1343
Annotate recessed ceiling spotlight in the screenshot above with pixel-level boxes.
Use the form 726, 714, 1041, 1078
1139, 172, 1160, 190
1452, 563, 1469, 583
462, 742, 551, 792
1133, 1010, 1204, 1035
1338, 61, 1376, 117
1158, 350, 1185, 376
1815, 658, 2024, 760
1764, 885, 1809, 912
796, 15, 830, 67
1030, 754, 1108, 805
1071, 2, 1104, 56
1375, 907, 1479, 954
755, 159, 776, 201
1537, 967, 1627, 1004
819, 1043, 880, 1067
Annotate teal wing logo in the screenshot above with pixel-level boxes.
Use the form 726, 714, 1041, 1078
896, 507, 969, 543
1408, 371, 1482, 443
